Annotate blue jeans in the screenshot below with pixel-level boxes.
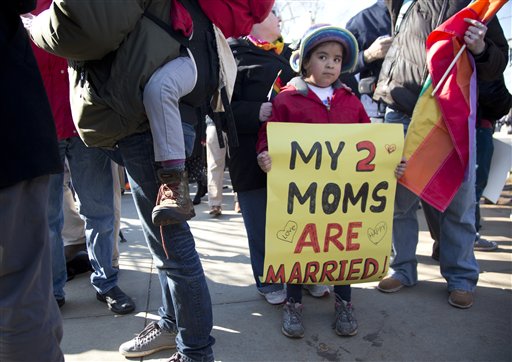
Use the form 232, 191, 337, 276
0, 176, 64, 362
117, 131, 214, 362
48, 137, 117, 297
385, 111, 479, 292
475, 127, 494, 231
385, 107, 411, 136
238, 188, 284, 294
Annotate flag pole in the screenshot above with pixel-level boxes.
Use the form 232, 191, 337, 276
431, 44, 466, 97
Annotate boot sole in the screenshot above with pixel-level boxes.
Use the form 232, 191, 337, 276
152, 209, 196, 226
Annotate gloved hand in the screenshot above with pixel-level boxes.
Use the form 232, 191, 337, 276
363, 35, 393, 63
257, 151, 272, 173
259, 102, 273, 122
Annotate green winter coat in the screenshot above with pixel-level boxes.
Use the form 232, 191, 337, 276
30, 0, 182, 147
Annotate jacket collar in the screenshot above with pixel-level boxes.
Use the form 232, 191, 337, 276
288, 76, 344, 96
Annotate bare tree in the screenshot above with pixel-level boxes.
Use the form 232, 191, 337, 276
275, 0, 324, 39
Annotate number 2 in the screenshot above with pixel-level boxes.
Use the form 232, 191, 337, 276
356, 141, 375, 172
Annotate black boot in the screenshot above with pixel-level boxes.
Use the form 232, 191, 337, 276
193, 181, 207, 205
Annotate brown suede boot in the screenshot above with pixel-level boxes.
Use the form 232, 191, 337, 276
152, 169, 195, 226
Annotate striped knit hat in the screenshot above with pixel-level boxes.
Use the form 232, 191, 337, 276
290, 24, 358, 74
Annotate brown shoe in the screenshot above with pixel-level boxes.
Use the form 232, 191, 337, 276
209, 205, 222, 217
152, 169, 195, 226
377, 277, 404, 293
448, 290, 473, 309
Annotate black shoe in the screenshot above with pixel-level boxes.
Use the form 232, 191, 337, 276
66, 251, 92, 280
193, 182, 207, 205
432, 240, 440, 261
56, 297, 65, 308
96, 286, 135, 315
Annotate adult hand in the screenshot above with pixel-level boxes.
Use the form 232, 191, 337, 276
463, 18, 487, 56
257, 151, 272, 173
363, 35, 393, 63
395, 157, 407, 179
259, 102, 273, 122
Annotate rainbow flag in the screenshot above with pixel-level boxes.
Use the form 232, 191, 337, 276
267, 69, 283, 101
400, 0, 507, 212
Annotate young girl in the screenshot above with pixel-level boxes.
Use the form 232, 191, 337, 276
256, 24, 407, 338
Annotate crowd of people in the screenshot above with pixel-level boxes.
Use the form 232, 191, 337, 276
1, 0, 509, 361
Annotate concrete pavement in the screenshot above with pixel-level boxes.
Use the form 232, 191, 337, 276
59, 176, 512, 362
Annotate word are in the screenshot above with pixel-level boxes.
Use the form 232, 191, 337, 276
294, 222, 362, 254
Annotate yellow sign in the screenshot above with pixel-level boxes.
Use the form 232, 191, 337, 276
262, 123, 404, 285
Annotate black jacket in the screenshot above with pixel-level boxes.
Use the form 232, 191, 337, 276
0, 1, 62, 189
374, 0, 508, 117
228, 38, 295, 192
346, 0, 392, 80
478, 75, 512, 124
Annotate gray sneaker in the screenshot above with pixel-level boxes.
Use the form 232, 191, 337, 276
333, 296, 358, 336
282, 301, 305, 338
119, 322, 176, 357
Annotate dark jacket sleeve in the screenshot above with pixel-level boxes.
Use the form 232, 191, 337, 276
473, 16, 508, 81
231, 66, 264, 134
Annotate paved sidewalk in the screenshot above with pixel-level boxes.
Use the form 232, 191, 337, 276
60, 177, 511, 362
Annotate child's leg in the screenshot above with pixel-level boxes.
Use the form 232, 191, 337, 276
286, 284, 303, 303
333, 285, 351, 303
144, 56, 198, 226
333, 285, 357, 336
282, 284, 304, 338
143, 56, 197, 166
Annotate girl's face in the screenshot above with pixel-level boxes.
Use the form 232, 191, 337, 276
303, 42, 343, 88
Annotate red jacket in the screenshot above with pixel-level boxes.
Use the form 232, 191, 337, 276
256, 77, 370, 153
30, 0, 78, 141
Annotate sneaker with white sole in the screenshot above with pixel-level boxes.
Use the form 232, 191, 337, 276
258, 289, 286, 305
119, 322, 176, 357
282, 301, 304, 338
303, 284, 330, 298
333, 296, 358, 336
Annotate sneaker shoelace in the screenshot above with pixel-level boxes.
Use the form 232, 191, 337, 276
287, 304, 302, 324
135, 323, 161, 346
335, 295, 354, 322
167, 352, 182, 362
